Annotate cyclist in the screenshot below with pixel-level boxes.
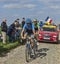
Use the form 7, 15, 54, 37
33, 19, 40, 45
21, 18, 35, 48
33, 19, 40, 34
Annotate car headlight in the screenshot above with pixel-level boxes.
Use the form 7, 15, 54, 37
39, 34, 42, 36
53, 36, 57, 38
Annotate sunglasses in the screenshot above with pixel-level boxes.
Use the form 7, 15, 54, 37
27, 23, 31, 24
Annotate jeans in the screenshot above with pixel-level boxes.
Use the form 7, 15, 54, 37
15, 30, 21, 41
9, 33, 15, 42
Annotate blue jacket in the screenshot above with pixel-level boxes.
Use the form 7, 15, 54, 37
7, 23, 15, 35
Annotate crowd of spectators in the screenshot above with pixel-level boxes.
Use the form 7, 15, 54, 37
0, 18, 25, 44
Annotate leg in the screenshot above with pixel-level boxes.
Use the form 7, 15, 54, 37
22, 33, 27, 39
21, 33, 27, 44
2, 31, 6, 44
30, 38, 34, 48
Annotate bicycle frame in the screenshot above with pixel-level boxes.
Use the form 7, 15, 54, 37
25, 35, 38, 62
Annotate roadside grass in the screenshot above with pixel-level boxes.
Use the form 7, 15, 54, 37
0, 41, 20, 56
3, 42, 19, 50
0, 27, 22, 56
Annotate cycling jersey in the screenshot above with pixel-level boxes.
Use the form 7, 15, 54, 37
23, 23, 34, 35
33, 23, 40, 31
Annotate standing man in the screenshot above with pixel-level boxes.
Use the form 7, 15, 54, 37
21, 17, 25, 28
7, 21, 16, 42
1, 19, 8, 44
14, 19, 22, 41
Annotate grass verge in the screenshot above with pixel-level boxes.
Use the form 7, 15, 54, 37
0, 42, 20, 56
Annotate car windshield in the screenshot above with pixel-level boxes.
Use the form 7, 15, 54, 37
42, 27, 57, 32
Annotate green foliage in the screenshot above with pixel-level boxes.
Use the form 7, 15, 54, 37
0, 42, 19, 56
3, 42, 19, 50
0, 42, 19, 50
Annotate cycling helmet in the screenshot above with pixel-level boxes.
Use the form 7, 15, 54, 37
26, 18, 32, 24
33, 19, 37, 22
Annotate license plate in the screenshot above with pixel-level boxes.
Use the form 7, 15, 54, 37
44, 37, 50, 40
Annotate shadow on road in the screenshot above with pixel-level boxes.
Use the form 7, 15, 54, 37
36, 48, 49, 58
28, 48, 49, 63
0, 46, 10, 57
39, 40, 60, 44
38, 48, 49, 52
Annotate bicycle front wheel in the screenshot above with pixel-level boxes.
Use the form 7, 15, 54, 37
25, 47, 31, 62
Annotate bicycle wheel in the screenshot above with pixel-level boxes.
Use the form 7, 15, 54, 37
25, 47, 31, 62
33, 46, 36, 59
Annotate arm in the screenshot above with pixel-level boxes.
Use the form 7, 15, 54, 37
38, 23, 40, 33
16, 27, 22, 30
1, 23, 4, 29
21, 24, 26, 37
32, 24, 36, 35
21, 29, 24, 37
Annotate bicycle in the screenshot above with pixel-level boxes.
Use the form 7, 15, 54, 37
25, 35, 38, 62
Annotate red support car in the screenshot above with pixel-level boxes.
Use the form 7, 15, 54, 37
38, 25, 59, 43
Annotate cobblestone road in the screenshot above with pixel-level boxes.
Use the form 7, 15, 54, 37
0, 33, 60, 64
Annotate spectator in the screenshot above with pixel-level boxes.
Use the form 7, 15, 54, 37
7, 20, 22, 42
16, 18, 20, 22
14, 19, 22, 41
1, 19, 8, 44
7, 21, 16, 42
21, 17, 25, 28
